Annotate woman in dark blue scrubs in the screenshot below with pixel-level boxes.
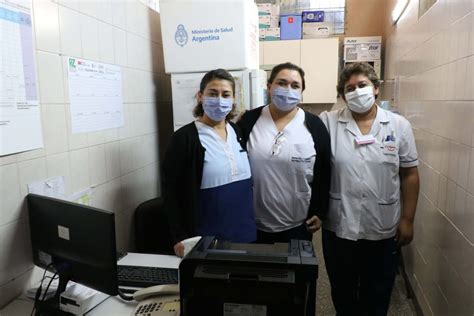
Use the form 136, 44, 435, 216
162, 69, 256, 257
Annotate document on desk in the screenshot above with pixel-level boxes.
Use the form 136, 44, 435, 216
0, 0, 43, 156
67, 57, 123, 134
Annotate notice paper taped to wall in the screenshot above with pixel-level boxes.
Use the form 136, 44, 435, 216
28, 176, 65, 199
66, 57, 124, 134
0, 0, 43, 156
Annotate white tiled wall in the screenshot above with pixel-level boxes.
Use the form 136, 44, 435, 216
384, 1, 473, 315
0, 0, 170, 308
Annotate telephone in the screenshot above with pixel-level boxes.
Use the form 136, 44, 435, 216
131, 284, 180, 316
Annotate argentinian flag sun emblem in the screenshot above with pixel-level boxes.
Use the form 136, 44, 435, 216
175, 24, 188, 47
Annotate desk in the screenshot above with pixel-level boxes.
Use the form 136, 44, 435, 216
0, 253, 181, 316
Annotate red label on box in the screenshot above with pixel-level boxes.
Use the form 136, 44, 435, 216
288, 17, 294, 23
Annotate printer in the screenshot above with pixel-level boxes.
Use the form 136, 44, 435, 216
179, 237, 318, 316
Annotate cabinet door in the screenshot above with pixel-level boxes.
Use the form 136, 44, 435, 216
259, 42, 264, 65
262, 40, 301, 67
300, 38, 339, 104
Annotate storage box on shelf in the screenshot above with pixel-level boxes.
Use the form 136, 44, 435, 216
160, 0, 259, 73
280, 14, 302, 40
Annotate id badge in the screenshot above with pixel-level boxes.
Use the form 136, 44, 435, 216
355, 135, 376, 145
383, 140, 398, 155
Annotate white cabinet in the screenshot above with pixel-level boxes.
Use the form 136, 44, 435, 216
260, 38, 339, 104
300, 38, 339, 104
262, 40, 301, 66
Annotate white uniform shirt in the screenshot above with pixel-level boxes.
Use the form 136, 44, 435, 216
195, 121, 251, 189
248, 106, 316, 232
319, 107, 418, 241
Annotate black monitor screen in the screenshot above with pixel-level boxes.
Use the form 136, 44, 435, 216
27, 194, 118, 296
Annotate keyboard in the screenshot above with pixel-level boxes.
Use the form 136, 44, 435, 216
118, 265, 179, 288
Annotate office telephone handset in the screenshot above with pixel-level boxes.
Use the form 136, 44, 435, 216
131, 284, 180, 316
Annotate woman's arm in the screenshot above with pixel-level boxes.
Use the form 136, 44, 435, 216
397, 166, 420, 246
162, 133, 189, 247
306, 116, 331, 232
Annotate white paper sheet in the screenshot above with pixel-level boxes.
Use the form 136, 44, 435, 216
66, 57, 124, 134
27, 176, 65, 199
0, 0, 43, 156
171, 74, 202, 130
118, 253, 181, 269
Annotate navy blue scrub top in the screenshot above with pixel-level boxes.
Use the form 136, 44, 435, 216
195, 121, 256, 243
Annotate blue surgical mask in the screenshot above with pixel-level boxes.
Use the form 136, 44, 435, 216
271, 87, 301, 111
202, 97, 233, 121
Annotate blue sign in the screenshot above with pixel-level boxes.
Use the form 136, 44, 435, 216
175, 24, 188, 47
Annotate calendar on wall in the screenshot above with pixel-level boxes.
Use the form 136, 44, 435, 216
0, 0, 43, 156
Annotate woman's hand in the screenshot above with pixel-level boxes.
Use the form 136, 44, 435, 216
306, 216, 322, 233
173, 242, 185, 257
395, 217, 414, 246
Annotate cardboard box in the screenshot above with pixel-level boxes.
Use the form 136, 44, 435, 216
160, 0, 259, 73
280, 14, 302, 40
343, 36, 382, 61
259, 15, 279, 29
264, 27, 280, 41
257, 3, 280, 16
302, 10, 324, 22
259, 15, 270, 28
302, 22, 332, 38
271, 16, 279, 28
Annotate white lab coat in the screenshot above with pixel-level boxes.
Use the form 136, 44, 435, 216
319, 107, 418, 241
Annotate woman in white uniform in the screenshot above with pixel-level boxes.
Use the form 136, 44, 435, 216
238, 62, 331, 244
319, 62, 420, 316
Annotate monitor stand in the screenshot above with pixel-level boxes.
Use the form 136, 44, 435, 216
54, 270, 72, 301
33, 265, 72, 316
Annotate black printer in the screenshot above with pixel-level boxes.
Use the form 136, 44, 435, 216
179, 237, 318, 316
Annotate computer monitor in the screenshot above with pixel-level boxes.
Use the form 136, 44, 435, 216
27, 193, 119, 299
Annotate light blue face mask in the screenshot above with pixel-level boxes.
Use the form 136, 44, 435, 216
202, 97, 233, 122
271, 87, 301, 111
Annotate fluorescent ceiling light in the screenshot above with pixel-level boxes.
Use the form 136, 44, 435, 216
392, 0, 409, 24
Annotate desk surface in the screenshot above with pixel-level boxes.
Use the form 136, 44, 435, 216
0, 253, 181, 316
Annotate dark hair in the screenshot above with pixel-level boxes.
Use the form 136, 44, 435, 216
193, 69, 237, 120
337, 62, 381, 99
268, 62, 306, 91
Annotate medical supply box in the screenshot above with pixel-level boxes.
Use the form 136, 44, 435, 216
302, 10, 325, 22
280, 14, 302, 40
160, 0, 259, 73
302, 22, 333, 38
259, 15, 279, 29
257, 3, 280, 16
264, 27, 281, 41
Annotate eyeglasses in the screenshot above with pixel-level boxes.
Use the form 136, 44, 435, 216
271, 132, 286, 156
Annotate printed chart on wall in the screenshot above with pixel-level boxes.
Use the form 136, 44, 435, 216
0, 0, 43, 156
67, 57, 124, 134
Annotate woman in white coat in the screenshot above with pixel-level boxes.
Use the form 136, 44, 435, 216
319, 62, 420, 316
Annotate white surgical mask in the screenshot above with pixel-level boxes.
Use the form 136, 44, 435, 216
345, 86, 375, 114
